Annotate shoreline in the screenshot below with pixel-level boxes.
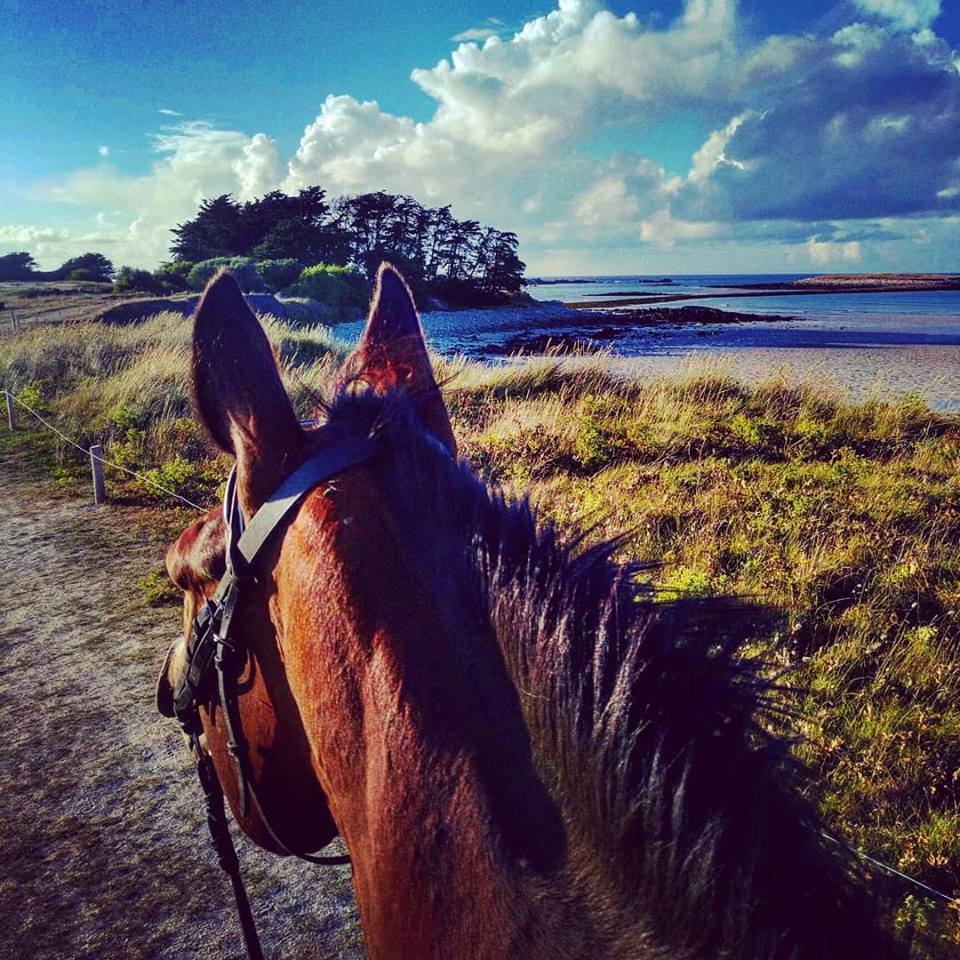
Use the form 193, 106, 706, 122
564, 283, 960, 310
482, 304, 802, 355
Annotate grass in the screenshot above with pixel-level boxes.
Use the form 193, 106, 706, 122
2, 310, 959, 955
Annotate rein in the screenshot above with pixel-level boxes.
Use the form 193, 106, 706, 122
169, 434, 374, 959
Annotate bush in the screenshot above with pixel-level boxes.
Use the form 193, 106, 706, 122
58, 252, 114, 282
187, 257, 265, 293
153, 261, 193, 292
113, 266, 164, 296
256, 258, 304, 292
289, 264, 369, 321
137, 567, 179, 606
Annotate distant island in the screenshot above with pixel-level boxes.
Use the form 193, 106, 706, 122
563, 273, 960, 310
720, 274, 960, 292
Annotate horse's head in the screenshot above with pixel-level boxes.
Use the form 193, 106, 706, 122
156, 265, 903, 960
155, 263, 469, 860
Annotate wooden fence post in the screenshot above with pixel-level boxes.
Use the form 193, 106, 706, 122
90, 444, 106, 505
5, 391, 15, 431
9, 311, 17, 333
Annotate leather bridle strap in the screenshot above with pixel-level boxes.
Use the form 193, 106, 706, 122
193, 733, 265, 960
215, 435, 374, 865
226, 434, 374, 572
171, 435, 374, 960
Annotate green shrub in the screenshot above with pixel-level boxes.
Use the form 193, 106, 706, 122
256, 259, 304, 292
137, 567, 179, 606
289, 264, 369, 320
113, 266, 164, 296
136, 456, 206, 503
16, 380, 48, 412
153, 261, 193, 292
187, 257, 265, 293
573, 396, 626, 471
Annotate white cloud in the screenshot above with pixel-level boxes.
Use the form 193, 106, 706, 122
832, 23, 887, 67
851, 0, 941, 31
30, 121, 281, 267
806, 237, 862, 265
0, 224, 72, 244
233, 133, 280, 200
688, 111, 754, 181
12, 0, 960, 273
451, 26, 500, 42
98, 145, 110, 158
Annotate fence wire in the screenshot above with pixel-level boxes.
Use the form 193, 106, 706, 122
5, 391, 208, 512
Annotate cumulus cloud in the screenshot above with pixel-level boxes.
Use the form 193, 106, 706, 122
98, 145, 110, 158
10, 0, 960, 272
806, 237, 862, 265
233, 133, 280, 200
673, 30, 960, 223
851, 0, 941, 31
26, 121, 281, 267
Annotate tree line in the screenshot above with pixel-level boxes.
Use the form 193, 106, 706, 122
170, 188, 526, 302
0, 251, 114, 283
0, 187, 527, 306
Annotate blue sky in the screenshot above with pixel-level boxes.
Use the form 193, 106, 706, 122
2, 0, 959, 274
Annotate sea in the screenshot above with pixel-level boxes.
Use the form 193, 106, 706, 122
337, 274, 960, 408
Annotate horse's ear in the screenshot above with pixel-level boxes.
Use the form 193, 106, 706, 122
191, 270, 303, 510
355, 262, 456, 455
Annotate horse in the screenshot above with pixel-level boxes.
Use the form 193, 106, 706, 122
157, 265, 899, 959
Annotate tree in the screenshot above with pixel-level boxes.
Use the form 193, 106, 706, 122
0, 251, 37, 281
58, 252, 114, 282
169, 187, 526, 301
113, 266, 164, 295
170, 195, 243, 262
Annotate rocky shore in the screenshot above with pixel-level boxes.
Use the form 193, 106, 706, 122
482, 304, 798, 355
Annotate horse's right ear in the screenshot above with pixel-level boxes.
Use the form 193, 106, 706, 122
353, 262, 456, 455
191, 270, 303, 512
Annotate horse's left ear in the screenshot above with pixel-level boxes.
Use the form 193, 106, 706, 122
355, 263, 456, 456
192, 270, 304, 511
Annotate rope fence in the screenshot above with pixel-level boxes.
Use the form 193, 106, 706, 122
3, 385, 959, 915
4, 389, 207, 512
822, 832, 960, 907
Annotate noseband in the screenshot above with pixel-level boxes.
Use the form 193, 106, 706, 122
167, 433, 374, 959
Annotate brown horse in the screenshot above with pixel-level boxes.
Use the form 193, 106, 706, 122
158, 265, 899, 959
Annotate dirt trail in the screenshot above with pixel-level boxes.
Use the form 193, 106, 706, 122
0, 466, 363, 960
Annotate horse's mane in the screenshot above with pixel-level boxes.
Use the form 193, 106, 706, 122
321, 387, 896, 959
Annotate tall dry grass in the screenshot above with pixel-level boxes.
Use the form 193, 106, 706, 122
2, 312, 959, 954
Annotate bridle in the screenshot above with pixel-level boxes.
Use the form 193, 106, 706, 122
166, 432, 374, 960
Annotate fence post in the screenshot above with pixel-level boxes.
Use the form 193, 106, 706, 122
9, 311, 17, 333
90, 444, 106, 505
5, 391, 15, 431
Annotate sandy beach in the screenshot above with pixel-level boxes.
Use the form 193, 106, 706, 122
408, 295, 960, 410
602, 345, 960, 410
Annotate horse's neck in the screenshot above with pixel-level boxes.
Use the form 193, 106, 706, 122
339, 727, 524, 958
331, 709, 639, 960
311, 642, 638, 960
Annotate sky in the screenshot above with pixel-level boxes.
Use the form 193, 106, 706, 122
1, 0, 959, 275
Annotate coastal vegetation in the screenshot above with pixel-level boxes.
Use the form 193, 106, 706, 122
0, 251, 115, 283
0, 187, 527, 308
1, 309, 958, 956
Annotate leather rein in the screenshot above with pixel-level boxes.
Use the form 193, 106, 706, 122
168, 434, 374, 960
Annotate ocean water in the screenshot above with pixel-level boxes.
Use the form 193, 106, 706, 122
529, 274, 960, 321
332, 275, 960, 407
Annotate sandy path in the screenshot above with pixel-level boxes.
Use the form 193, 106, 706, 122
0, 467, 363, 960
